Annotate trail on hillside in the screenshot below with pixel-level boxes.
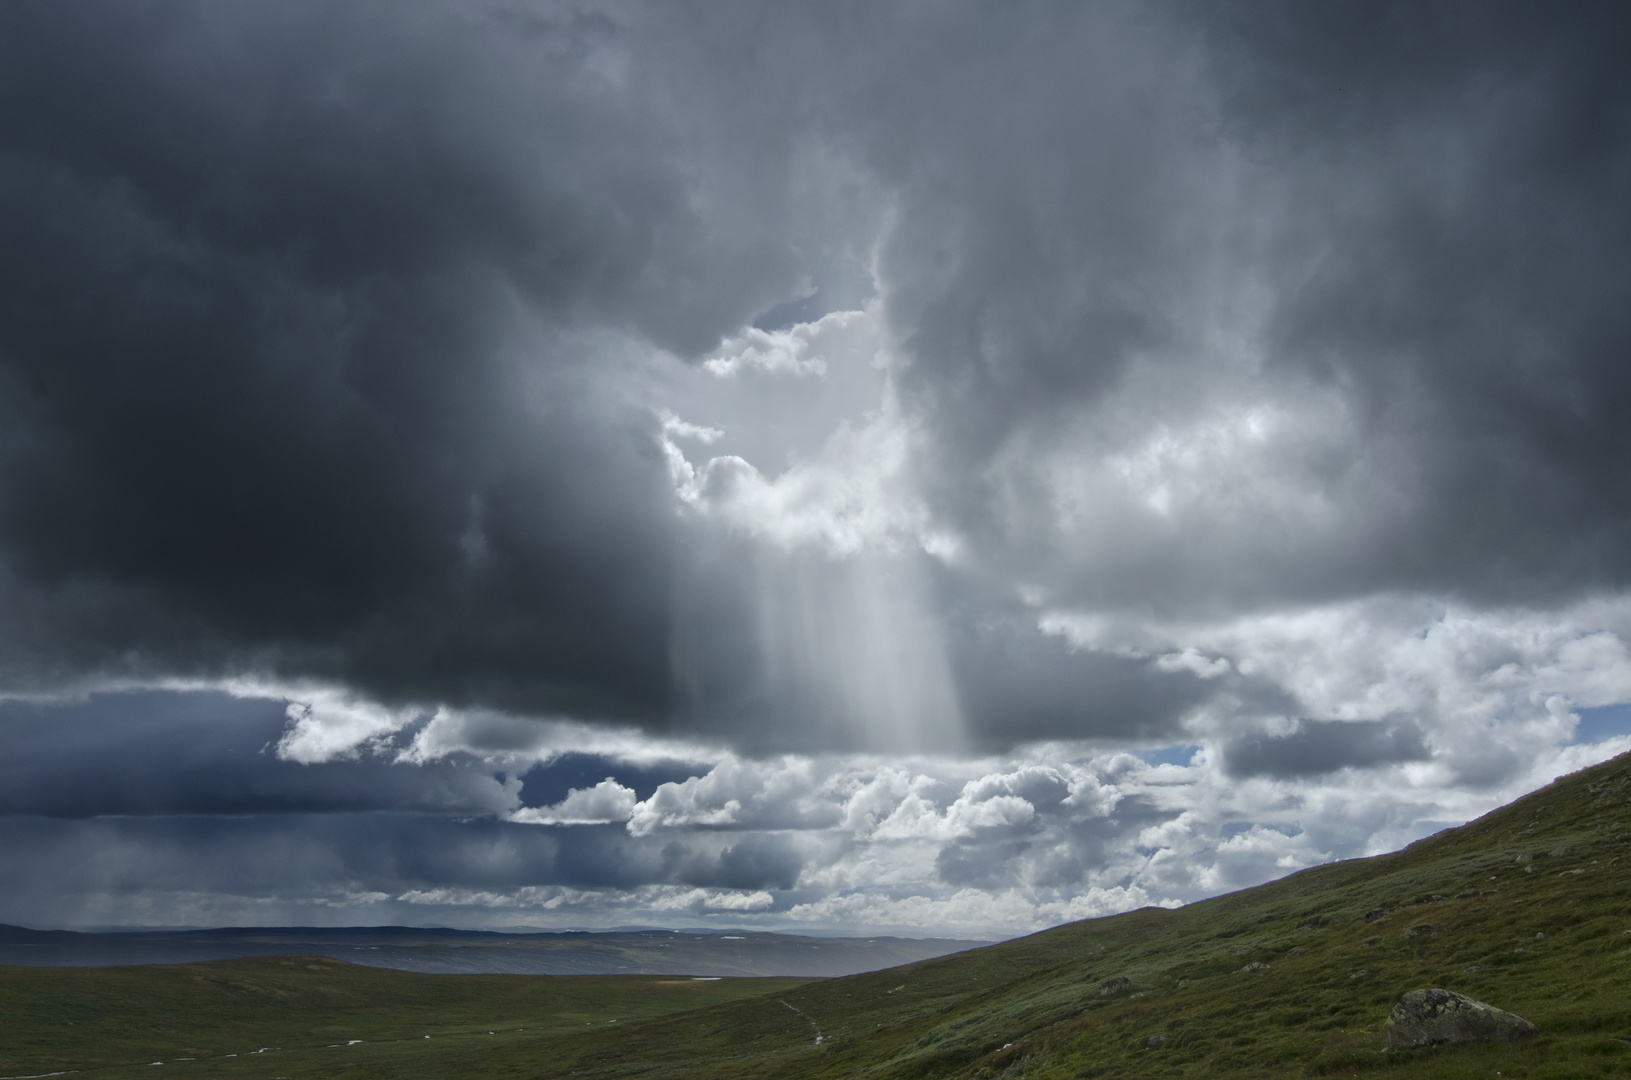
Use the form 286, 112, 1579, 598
778, 998, 824, 1045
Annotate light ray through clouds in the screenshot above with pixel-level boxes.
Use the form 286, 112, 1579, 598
0, 0, 1630, 936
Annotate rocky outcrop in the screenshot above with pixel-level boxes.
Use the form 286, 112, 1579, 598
1098, 976, 1132, 995
1386, 989, 1537, 1049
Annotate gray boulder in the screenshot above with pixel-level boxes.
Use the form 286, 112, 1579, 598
1386, 989, 1536, 1049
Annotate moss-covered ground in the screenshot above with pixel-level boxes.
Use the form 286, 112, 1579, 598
0, 960, 809, 1078
5, 750, 1630, 1079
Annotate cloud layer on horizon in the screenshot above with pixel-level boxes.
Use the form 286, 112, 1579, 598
0, 680, 1625, 936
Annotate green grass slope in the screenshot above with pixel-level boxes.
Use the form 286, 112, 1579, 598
4, 750, 1628, 1079
539, 749, 1631, 1080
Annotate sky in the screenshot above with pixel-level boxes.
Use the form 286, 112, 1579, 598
2, 0, 1630, 938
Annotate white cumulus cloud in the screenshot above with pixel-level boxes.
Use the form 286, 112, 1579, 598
510, 778, 638, 826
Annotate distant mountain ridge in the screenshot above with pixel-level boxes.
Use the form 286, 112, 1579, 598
0, 923, 991, 977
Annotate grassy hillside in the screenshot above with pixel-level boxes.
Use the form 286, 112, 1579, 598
4, 750, 1629, 1079
531, 748, 1631, 1080
0, 960, 810, 1078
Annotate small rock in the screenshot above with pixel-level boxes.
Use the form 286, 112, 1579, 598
1404, 924, 1436, 938
1525, 864, 1538, 874
1364, 936, 1381, 946
1559, 868, 1585, 876
1513, 947, 1528, 954
1515, 853, 1533, 864
1145, 1034, 1168, 1049
1550, 844, 1570, 857
1456, 889, 1482, 899
1177, 979, 1189, 988
1386, 988, 1537, 1049
1430, 894, 1444, 902
1349, 969, 1370, 980
1612, 857, 1622, 866
1465, 965, 1483, 973
1098, 976, 1132, 996
1237, 961, 1271, 973
1535, 932, 1546, 940
1364, 908, 1389, 922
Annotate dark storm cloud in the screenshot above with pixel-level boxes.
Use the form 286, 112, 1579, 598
0, 0, 1627, 760
0, 814, 543, 905
0, 801, 801, 920
48, 814, 785, 896
678, 835, 804, 892
936, 840, 1032, 890
667, 548, 1235, 752
0, 690, 805, 917
1222, 719, 1430, 779
0, 0, 802, 720
0, 690, 516, 817
845, 0, 1631, 614
948, 606, 1215, 748
1200, 0, 1631, 605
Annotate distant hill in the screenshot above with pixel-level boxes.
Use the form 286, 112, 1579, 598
2, 750, 1628, 1078
0, 923, 991, 977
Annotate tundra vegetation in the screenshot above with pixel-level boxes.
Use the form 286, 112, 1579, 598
3, 750, 1630, 1079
